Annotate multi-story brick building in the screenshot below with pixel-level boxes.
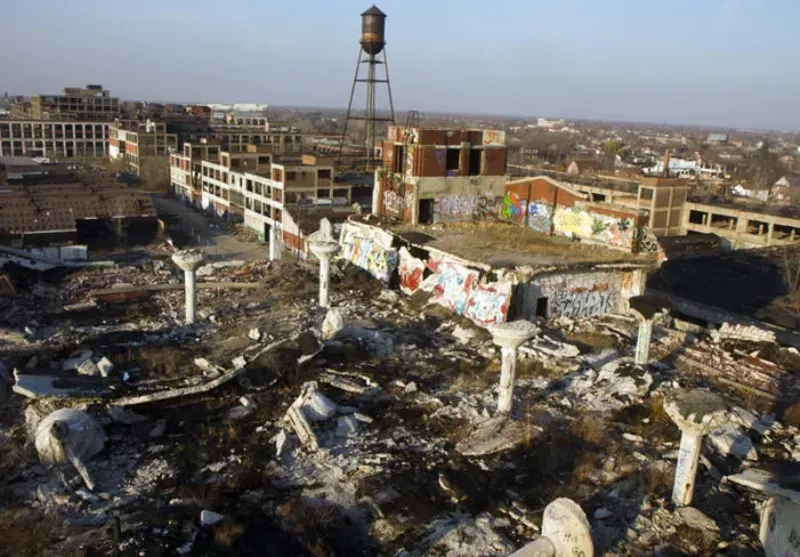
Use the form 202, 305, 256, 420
374, 126, 507, 224
171, 145, 356, 252
0, 120, 110, 158
29, 85, 120, 122
109, 120, 178, 176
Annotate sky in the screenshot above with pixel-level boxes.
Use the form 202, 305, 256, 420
1, 0, 798, 130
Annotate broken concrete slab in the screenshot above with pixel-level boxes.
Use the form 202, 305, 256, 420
335, 415, 359, 437
706, 423, 758, 461
296, 381, 337, 422
457, 416, 540, 457
96, 357, 114, 377
199, 510, 225, 526
725, 468, 800, 505
62, 350, 93, 371
13, 371, 112, 399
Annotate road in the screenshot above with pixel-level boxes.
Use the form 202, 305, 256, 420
151, 194, 269, 261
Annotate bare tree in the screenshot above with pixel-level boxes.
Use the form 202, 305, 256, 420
139, 158, 170, 193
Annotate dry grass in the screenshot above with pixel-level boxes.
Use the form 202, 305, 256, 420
213, 521, 246, 548
117, 346, 186, 379
784, 403, 800, 428
571, 415, 608, 445
572, 453, 599, 484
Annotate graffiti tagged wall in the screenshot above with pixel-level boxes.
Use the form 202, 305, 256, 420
526, 200, 553, 233
340, 226, 398, 284
398, 247, 425, 295
427, 258, 511, 325
552, 205, 635, 249
500, 192, 527, 223
437, 194, 477, 222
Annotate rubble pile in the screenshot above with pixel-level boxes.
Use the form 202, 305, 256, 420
0, 251, 798, 556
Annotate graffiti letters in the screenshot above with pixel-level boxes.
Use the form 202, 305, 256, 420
398, 247, 425, 295
552, 205, 635, 249
340, 228, 398, 284
430, 258, 511, 325
438, 195, 477, 221
526, 200, 553, 233
500, 192, 527, 222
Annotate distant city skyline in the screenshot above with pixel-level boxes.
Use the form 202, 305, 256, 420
2, 0, 798, 131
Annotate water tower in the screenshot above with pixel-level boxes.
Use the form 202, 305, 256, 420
341, 5, 395, 171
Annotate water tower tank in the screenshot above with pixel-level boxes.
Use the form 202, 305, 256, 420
360, 5, 386, 55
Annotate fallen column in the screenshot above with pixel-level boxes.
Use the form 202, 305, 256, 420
509, 498, 593, 557
628, 295, 671, 366
171, 250, 204, 324
664, 389, 727, 506
489, 320, 538, 414
307, 218, 340, 309
34, 408, 106, 491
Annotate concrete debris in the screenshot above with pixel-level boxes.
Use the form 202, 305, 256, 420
199, 510, 225, 526
335, 415, 359, 437
566, 359, 653, 411
76, 358, 100, 376
452, 324, 478, 345
521, 335, 581, 359
13, 370, 111, 399
457, 416, 539, 457
107, 405, 148, 425
404, 381, 418, 393
248, 328, 261, 341
321, 308, 345, 341
706, 423, 758, 461
716, 322, 777, 344
96, 356, 114, 377
34, 408, 106, 490
196, 260, 246, 277
63, 350, 93, 371
285, 404, 319, 451
291, 381, 336, 422
273, 429, 289, 456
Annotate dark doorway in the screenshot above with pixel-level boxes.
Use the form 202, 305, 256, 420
535, 297, 549, 318
446, 149, 460, 172
264, 222, 271, 244
468, 149, 482, 176
419, 199, 434, 224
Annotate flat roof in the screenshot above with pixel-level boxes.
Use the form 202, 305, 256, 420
387, 221, 650, 269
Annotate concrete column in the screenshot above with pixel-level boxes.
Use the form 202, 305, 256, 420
664, 389, 727, 506
628, 295, 670, 367
308, 218, 340, 309
634, 319, 653, 366
269, 226, 280, 261
509, 498, 593, 557
489, 320, 538, 414
171, 251, 204, 324
702, 213, 709, 226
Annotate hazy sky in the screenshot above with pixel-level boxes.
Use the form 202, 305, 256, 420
1, 0, 798, 130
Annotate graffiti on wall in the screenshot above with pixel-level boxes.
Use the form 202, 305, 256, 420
428, 258, 511, 325
398, 247, 425, 295
340, 228, 398, 284
544, 279, 620, 319
500, 192, 527, 222
552, 205, 635, 249
384, 190, 404, 216
526, 200, 553, 233
438, 195, 477, 221
464, 281, 512, 325
483, 130, 506, 146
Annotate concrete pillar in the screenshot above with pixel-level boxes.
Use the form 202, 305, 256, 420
702, 213, 709, 226
759, 223, 765, 236
269, 226, 280, 261
628, 295, 670, 367
171, 251, 204, 324
664, 389, 727, 506
634, 319, 653, 366
308, 218, 340, 309
489, 320, 538, 414
509, 498, 594, 557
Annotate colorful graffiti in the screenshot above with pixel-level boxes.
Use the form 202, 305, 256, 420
552, 205, 635, 249
526, 200, 553, 233
483, 130, 506, 146
428, 258, 511, 325
340, 228, 398, 284
438, 195, 477, 221
464, 281, 512, 325
398, 247, 425, 295
500, 192, 527, 222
